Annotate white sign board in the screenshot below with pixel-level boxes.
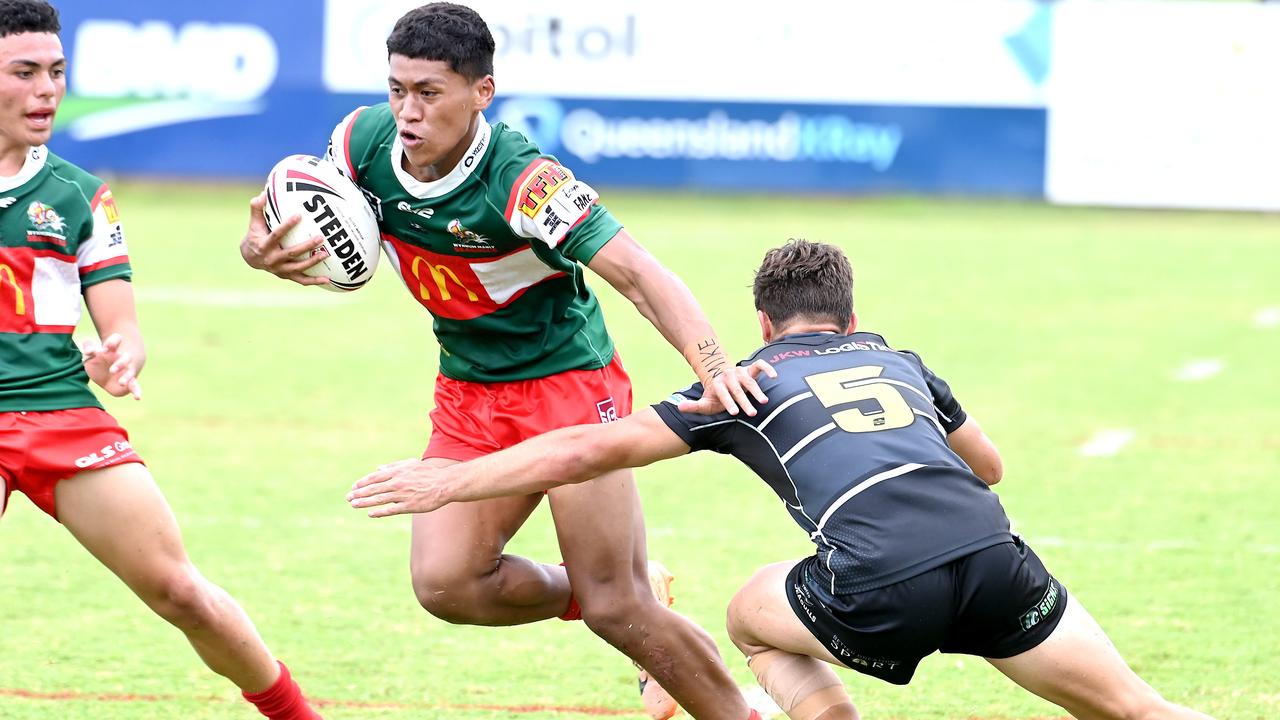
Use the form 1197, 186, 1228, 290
1046, 0, 1280, 211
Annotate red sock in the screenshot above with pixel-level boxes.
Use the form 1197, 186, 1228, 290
557, 561, 582, 621
242, 661, 321, 720
746, 710, 763, 720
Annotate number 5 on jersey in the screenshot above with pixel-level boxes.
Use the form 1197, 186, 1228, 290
804, 366, 915, 433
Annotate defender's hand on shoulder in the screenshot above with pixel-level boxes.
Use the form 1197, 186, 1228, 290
680, 359, 777, 416
240, 192, 332, 287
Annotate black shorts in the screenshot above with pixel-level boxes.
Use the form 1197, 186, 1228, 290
785, 538, 1067, 685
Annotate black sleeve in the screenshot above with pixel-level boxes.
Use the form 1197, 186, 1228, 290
901, 350, 968, 434
649, 383, 737, 454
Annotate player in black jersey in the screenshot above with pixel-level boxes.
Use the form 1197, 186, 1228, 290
348, 240, 1213, 720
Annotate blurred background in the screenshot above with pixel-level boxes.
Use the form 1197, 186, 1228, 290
49, 0, 1280, 210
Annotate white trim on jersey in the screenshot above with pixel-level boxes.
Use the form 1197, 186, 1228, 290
780, 422, 837, 464
815, 463, 925, 532
914, 409, 947, 436
757, 391, 813, 431
0, 146, 48, 192
390, 115, 493, 200
470, 246, 561, 305
32, 256, 82, 327
326, 106, 367, 179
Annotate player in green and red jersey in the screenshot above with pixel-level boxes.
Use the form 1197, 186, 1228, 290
0, 3, 321, 718
239, 4, 763, 719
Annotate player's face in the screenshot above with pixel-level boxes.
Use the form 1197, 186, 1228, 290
0, 32, 65, 157
388, 55, 494, 181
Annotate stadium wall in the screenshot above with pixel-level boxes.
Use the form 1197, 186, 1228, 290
47, 0, 1279, 210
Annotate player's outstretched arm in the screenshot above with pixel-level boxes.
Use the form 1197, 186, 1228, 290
587, 229, 768, 416
947, 417, 1003, 485
347, 408, 690, 517
83, 279, 145, 400
239, 192, 332, 286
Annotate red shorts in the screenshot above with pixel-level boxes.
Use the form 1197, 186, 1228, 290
425, 354, 633, 462
0, 407, 144, 520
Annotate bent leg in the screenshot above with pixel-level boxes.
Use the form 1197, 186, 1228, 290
549, 468, 748, 720
55, 463, 278, 692
409, 457, 569, 625
988, 595, 1214, 720
727, 561, 857, 720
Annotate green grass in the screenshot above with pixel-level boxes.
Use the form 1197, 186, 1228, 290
1, 184, 1276, 719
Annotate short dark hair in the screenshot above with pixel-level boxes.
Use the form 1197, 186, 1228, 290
386, 3, 494, 81
753, 239, 854, 328
0, 0, 60, 39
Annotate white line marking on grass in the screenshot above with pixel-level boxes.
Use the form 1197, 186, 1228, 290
740, 685, 783, 718
1173, 359, 1224, 382
1255, 307, 1280, 329
1079, 429, 1135, 457
135, 287, 348, 308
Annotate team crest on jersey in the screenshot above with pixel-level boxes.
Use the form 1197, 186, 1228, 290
28, 201, 65, 232
27, 200, 67, 243
446, 219, 495, 253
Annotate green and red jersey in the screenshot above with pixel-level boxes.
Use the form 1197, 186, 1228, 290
326, 105, 622, 383
0, 146, 132, 412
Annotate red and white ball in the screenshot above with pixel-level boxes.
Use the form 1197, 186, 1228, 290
262, 154, 380, 292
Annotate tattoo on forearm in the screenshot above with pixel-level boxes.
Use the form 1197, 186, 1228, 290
697, 338, 728, 379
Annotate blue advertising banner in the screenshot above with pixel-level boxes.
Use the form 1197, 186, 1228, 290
46, 1, 1046, 197
491, 97, 1046, 196
52, 2, 328, 178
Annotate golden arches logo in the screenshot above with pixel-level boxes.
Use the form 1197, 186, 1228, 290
0, 264, 26, 316
409, 256, 479, 303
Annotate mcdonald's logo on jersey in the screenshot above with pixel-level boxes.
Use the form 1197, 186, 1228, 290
517, 161, 572, 219
0, 263, 28, 318
391, 241, 494, 321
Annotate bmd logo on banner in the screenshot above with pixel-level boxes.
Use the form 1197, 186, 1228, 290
64, 20, 278, 141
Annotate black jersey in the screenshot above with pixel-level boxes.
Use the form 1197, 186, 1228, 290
652, 331, 1012, 595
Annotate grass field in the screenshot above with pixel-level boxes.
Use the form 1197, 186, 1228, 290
1, 183, 1276, 719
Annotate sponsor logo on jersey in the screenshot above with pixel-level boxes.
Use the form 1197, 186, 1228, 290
446, 219, 495, 253
74, 440, 135, 469
0, 197, 16, 209
397, 201, 434, 219
462, 127, 488, 169
596, 398, 618, 423
101, 191, 121, 224
517, 161, 572, 219
0, 263, 28, 316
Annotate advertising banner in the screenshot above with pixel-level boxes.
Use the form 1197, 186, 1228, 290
1046, 0, 1280, 211
51, 3, 327, 178
323, 0, 1052, 108
46, 0, 1048, 196
491, 96, 1045, 195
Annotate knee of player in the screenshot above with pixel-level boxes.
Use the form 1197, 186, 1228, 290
724, 587, 766, 655
146, 567, 217, 627
577, 588, 653, 639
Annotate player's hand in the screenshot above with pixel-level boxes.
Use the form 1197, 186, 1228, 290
240, 192, 331, 287
347, 459, 454, 518
682, 359, 776, 416
81, 333, 142, 400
